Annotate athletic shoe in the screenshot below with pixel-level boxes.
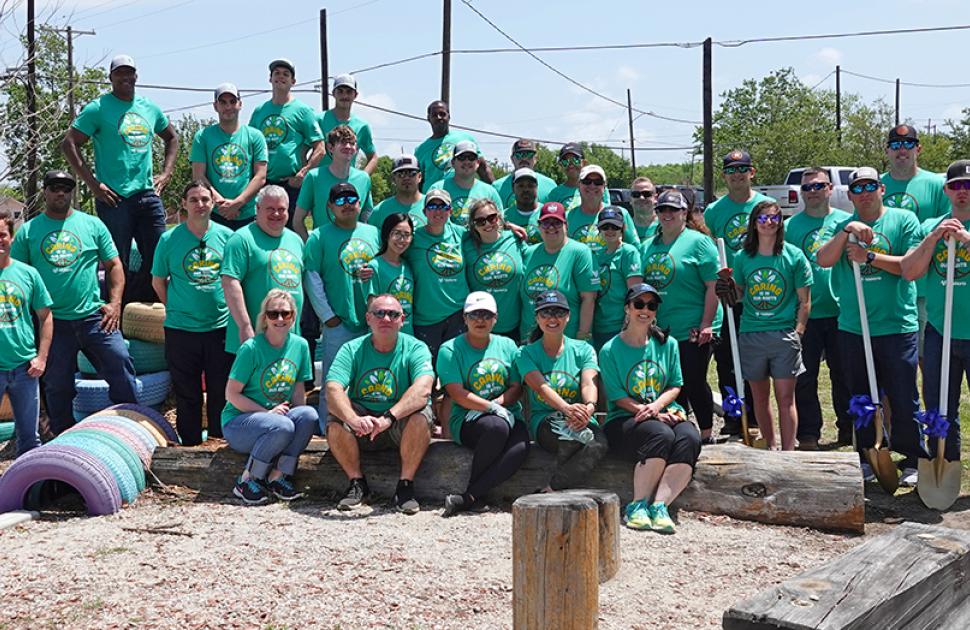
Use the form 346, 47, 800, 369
648, 502, 675, 534
900, 467, 919, 487
624, 499, 652, 531
797, 438, 819, 451
267, 475, 304, 501
394, 479, 420, 515
860, 462, 876, 482
442, 494, 467, 517
233, 476, 270, 505
338, 477, 370, 510
719, 420, 741, 436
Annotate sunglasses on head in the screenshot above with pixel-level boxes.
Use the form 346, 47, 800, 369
266, 309, 294, 321
473, 213, 500, 227
631, 190, 654, 199
370, 309, 403, 320
454, 153, 478, 162
512, 151, 536, 160
426, 202, 451, 212
333, 195, 359, 206
888, 140, 918, 151
629, 298, 659, 311
466, 309, 495, 321
947, 180, 970, 191
756, 213, 782, 224
723, 165, 752, 175
559, 156, 582, 167
537, 307, 569, 319
800, 182, 829, 192
580, 178, 605, 186
849, 182, 880, 194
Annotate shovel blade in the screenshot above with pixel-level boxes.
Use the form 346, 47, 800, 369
917, 458, 962, 511
865, 447, 899, 494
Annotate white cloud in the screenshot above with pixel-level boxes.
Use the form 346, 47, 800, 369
616, 65, 640, 85
355, 92, 397, 127
813, 47, 843, 67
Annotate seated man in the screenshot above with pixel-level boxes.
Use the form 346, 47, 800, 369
325, 293, 435, 514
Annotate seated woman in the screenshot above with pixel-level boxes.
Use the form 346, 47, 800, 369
221, 289, 319, 505
438, 292, 529, 516
516, 290, 607, 492
598, 284, 701, 533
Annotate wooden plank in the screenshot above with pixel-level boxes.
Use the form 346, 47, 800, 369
723, 523, 970, 629
150, 442, 864, 533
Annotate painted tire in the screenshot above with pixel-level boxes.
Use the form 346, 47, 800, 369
50, 433, 139, 504
122, 302, 166, 344
59, 428, 146, 493
88, 409, 169, 447
0, 444, 121, 515
105, 403, 179, 445
73, 376, 144, 414
67, 421, 153, 469
77, 339, 131, 377
79, 416, 157, 459
137, 371, 172, 407
0, 421, 13, 442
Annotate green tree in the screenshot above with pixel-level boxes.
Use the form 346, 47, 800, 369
152, 114, 211, 218
636, 161, 696, 185
370, 155, 393, 204
947, 108, 970, 158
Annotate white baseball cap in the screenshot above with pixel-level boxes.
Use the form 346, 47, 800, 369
464, 291, 497, 314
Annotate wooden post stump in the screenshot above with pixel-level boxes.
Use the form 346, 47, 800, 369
563, 489, 620, 583
513, 493, 599, 630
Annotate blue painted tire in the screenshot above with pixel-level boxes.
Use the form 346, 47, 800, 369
50, 433, 139, 504
105, 403, 179, 445
73, 375, 144, 414
61, 428, 147, 492
137, 371, 171, 407
0, 444, 121, 515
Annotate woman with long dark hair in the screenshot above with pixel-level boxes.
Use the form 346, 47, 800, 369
365, 213, 416, 336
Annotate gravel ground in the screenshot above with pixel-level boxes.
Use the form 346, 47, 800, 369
0, 486, 862, 629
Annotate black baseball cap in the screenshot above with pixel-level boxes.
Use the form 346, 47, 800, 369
597, 207, 625, 228
43, 170, 76, 189
559, 143, 584, 159
513, 139, 537, 153
888, 124, 919, 143
329, 182, 358, 202
655, 190, 687, 211
625, 283, 662, 304
723, 150, 752, 168
534, 290, 569, 312
945, 160, 970, 185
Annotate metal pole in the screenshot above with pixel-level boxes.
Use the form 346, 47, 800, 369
319, 9, 328, 110
702, 37, 713, 206
895, 78, 900, 126
66, 27, 75, 118
441, 0, 451, 103
26, 0, 37, 210
835, 65, 841, 147
627, 88, 636, 181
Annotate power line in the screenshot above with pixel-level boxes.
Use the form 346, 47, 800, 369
715, 23, 970, 47
807, 70, 835, 91
94, 0, 195, 30
841, 68, 970, 89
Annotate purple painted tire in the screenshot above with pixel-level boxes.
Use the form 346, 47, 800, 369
105, 403, 179, 445
0, 444, 121, 515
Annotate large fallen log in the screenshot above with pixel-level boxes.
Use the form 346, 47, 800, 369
150, 442, 864, 532
723, 522, 970, 629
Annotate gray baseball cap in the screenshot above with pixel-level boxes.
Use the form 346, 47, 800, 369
332, 73, 357, 92
213, 82, 240, 101
269, 58, 295, 75
848, 166, 880, 187
109, 54, 136, 72
392, 154, 419, 174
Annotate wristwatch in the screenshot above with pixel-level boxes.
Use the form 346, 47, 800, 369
865, 250, 876, 264
383, 409, 398, 423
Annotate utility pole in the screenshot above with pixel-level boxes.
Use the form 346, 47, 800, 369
441, 0, 451, 103
702, 37, 713, 206
835, 65, 841, 147
627, 88, 636, 181
895, 78, 900, 126
319, 9, 328, 110
45, 25, 96, 120
26, 0, 37, 210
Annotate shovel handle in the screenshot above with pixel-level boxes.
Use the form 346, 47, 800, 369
939, 237, 956, 417
848, 235, 879, 403
717, 238, 751, 447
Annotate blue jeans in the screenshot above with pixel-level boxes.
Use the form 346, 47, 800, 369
796, 316, 851, 440
0, 363, 41, 456
838, 330, 924, 464
45, 313, 138, 434
922, 325, 969, 461
223, 405, 319, 479
96, 190, 166, 303
317, 322, 363, 433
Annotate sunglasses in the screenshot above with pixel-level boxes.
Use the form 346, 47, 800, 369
631, 190, 654, 199
369, 309, 403, 320
537, 307, 569, 319
394, 170, 419, 178
539, 218, 564, 229
723, 165, 752, 175
390, 229, 413, 240
629, 299, 659, 311
333, 195, 359, 206
800, 182, 829, 192
558, 156, 582, 167
466, 309, 495, 321
887, 140, 918, 151
454, 153, 478, 162
580, 178, 605, 186
473, 213, 500, 227
947, 180, 970, 191
756, 214, 782, 224
512, 151, 536, 160
425, 202, 451, 212
266, 309, 294, 321
598, 223, 622, 231
47, 184, 74, 193
849, 182, 880, 194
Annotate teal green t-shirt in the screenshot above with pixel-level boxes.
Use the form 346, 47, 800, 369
189, 124, 268, 221
545, 183, 610, 211
438, 334, 522, 444
248, 98, 323, 181
297, 166, 374, 229
326, 332, 434, 413
368, 195, 427, 231
316, 110, 376, 166
463, 231, 524, 335
515, 336, 599, 437
732, 242, 813, 333
594, 243, 642, 337
598, 333, 685, 425
784, 209, 851, 320
640, 228, 723, 343
504, 205, 542, 245
221, 224, 305, 353
221, 333, 312, 426
304, 222, 379, 332
364, 256, 415, 336
829, 208, 921, 337
635, 220, 660, 241
703, 191, 773, 267
11, 211, 118, 320
0, 260, 53, 370
414, 130, 478, 192
491, 172, 558, 208
429, 174, 505, 226
520, 239, 599, 340
403, 223, 469, 325
920, 215, 970, 340
566, 206, 640, 258
150, 222, 232, 332
72, 93, 169, 197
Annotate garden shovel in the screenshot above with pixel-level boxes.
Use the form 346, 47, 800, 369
850, 238, 898, 494
918, 237, 962, 510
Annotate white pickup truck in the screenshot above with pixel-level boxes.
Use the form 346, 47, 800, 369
755, 166, 855, 216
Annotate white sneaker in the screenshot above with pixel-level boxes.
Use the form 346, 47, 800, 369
900, 467, 918, 487
860, 462, 876, 482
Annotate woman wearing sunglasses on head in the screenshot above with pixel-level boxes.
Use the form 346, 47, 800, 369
463, 199, 524, 341
365, 213, 417, 336
516, 290, 607, 492
593, 207, 642, 350
598, 284, 698, 533
438, 292, 529, 516
221, 289, 319, 504
716, 200, 813, 450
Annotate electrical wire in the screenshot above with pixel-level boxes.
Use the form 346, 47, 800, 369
94, 0, 195, 30
841, 68, 970, 89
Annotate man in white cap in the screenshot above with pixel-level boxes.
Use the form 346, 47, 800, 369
62, 54, 179, 303
369, 154, 426, 230
415, 100, 492, 192
567, 164, 639, 258
190, 83, 268, 230
491, 139, 557, 207
428, 140, 504, 226
248, 58, 324, 229
317, 73, 377, 175
503, 167, 543, 244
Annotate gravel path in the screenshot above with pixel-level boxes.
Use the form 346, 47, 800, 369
0, 488, 861, 629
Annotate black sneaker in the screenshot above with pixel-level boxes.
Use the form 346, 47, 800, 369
338, 478, 369, 510
719, 419, 741, 436
233, 476, 270, 505
267, 475, 304, 501
442, 493, 467, 517
394, 479, 420, 515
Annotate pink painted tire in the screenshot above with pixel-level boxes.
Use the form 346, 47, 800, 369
0, 444, 122, 515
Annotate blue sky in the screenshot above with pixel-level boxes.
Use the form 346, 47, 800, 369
6, 0, 970, 171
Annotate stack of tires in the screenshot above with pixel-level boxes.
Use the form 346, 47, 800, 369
72, 302, 173, 422
0, 395, 14, 442
0, 404, 173, 516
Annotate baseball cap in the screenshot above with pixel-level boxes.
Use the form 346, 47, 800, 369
597, 207, 625, 228
512, 139, 537, 153
392, 154, 419, 174
534, 290, 570, 312
268, 58, 295, 76
109, 54, 136, 73
848, 167, 880, 187
655, 190, 688, 211
333, 73, 357, 92
453, 140, 479, 158
559, 143, 584, 159
625, 283, 662, 304
213, 82, 240, 101
538, 202, 567, 223
464, 291, 497, 315
579, 164, 606, 181
513, 168, 538, 183
329, 182, 358, 202
723, 150, 752, 168
425, 188, 452, 205
945, 160, 970, 185
888, 124, 919, 143
43, 170, 76, 189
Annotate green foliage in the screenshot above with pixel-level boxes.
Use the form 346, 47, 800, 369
370, 155, 393, 204
636, 161, 696, 185
152, 114, 212, 215
946, 108, 970, 159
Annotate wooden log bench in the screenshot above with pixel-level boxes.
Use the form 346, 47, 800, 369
150, 442, 864, 533
723, 522, 970, 629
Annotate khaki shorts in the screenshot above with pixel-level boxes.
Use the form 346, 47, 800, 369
330, 402, 434, 451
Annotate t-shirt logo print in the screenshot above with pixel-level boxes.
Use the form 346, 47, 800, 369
118, 112, 151, 148
598, 263, 611, 296
260, 115, 288, 150
0, 280, 25, 323
358, 368, 397, 403
468, 358, 508, 399
725, 213, 748, 250
802, 228, 825, 265
932, 238, 970, 279
213, 143, 247, 180
339, 238, 375, 276
747, 268, 787, 311
261, 358, 298, 402
427, 242, 462, 277
626, 360, 664, 403
538, 370, 579, 405
451, 197, 470, 225
387, 275, 413, 317
642, 251, 675, 289
883, 192, 919, 213
269, 248, 302, 288
475, 251, 515, 288
432, 143, 455, 169
525, 264, 559, 299
573, 225, 606, 256
182, 246, 221, 285
41, 230, 82, 268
